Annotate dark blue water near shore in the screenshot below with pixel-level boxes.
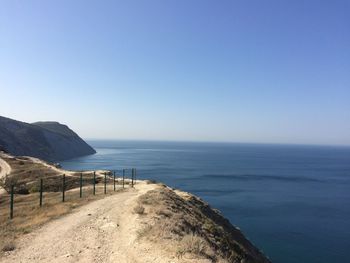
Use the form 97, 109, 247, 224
61, 140, 350, 263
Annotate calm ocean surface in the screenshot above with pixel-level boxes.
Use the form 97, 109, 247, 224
61, 140, 350, 263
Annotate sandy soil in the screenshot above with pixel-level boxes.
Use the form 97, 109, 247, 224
0, 182, 185, 263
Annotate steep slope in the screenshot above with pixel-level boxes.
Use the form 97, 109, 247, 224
0, 116, 96, 162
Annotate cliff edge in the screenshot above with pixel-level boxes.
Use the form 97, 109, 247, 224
0, 154, 270, 263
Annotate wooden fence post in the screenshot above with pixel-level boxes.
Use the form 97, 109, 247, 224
122, 169, 125, 189
113, 171, 116, 191
10, 185, 14, 219
93, 171, 96, 195
104, 172, 107, 194
80, 173, 83, 198
131, 168, 134, 188
39, 179, 43, 207
62, 174, 66, 202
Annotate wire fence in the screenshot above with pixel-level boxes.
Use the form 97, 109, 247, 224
0, 168, 137, 219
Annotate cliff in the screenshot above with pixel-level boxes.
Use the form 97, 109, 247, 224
0, 116, 96, 162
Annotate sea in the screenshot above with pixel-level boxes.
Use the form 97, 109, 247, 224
60, 140, 350, 263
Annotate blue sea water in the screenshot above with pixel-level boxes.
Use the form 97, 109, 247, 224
61, 140, 350, 263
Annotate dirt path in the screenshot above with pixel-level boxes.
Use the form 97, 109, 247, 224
25, 156, 108, 178
0, 182, 175, 263
0, 156, 11, 179
24, 156, 75, 175
0, 154, 11, 195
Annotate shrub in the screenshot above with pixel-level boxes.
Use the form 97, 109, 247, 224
133, 204, 145, 214
136, 224, 153, 239
2, 242, 15, 252
146, 179, 157, 184
177, 234, 206, 258
17, 185, 30, 195
29, 184, 40, 193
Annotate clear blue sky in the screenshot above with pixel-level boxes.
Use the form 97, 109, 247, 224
1, 0, 349, 145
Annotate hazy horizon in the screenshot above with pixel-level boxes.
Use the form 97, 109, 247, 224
1, 1, 349, 146
84, 138, 350, 148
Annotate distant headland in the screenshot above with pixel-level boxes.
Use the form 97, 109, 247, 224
0, 116, 96, 162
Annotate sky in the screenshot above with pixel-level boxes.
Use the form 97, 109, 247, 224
0, 0, 349, 145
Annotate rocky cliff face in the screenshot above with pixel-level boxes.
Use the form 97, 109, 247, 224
0, 116, 96, 162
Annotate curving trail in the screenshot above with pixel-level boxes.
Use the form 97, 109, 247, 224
0, 182, 186, 263
24, 156, 107, 178
0, 153, 108, 195
0, 154, 11, 194
0, 156, 11, 179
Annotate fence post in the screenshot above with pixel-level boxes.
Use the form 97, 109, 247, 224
131, 168, 134, 188
39, 178, 43, 207
113, 171, 116, 191
80, 173, 83, 198
122, 169, 125, 189
10, 185, 14, 219
62, 174, 66, 202
93, 171, 96, 195
104, 172, 107, 194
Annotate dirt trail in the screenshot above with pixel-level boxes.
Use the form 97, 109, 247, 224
0, 154, 11, 195
24, 156, 75, 175
0, 153, 108, 195
0, 182, 178, 263
24, 156, 107, 177
0, 155, 11, 179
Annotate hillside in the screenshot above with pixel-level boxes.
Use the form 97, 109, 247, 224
0, 116, 96, 162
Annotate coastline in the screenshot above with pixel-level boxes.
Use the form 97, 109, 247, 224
0, 153, 270, 263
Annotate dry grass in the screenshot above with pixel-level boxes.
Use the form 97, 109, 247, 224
0, 154, 129, 255
1, 157, 60, 187
176, 234, 206, 258
135, 186, 270, 263
0, 156, 102, 194
0, 155, 129, 256
136, 224, 153, 239
0, 184, 126, 256
135, 187, 214, 260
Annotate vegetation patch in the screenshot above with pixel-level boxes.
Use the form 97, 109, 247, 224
136, 186, 270, 263
2, 242, 15, 252
133, 204, 145, 215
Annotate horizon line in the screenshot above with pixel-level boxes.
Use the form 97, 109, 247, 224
83, 138, 350, 148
